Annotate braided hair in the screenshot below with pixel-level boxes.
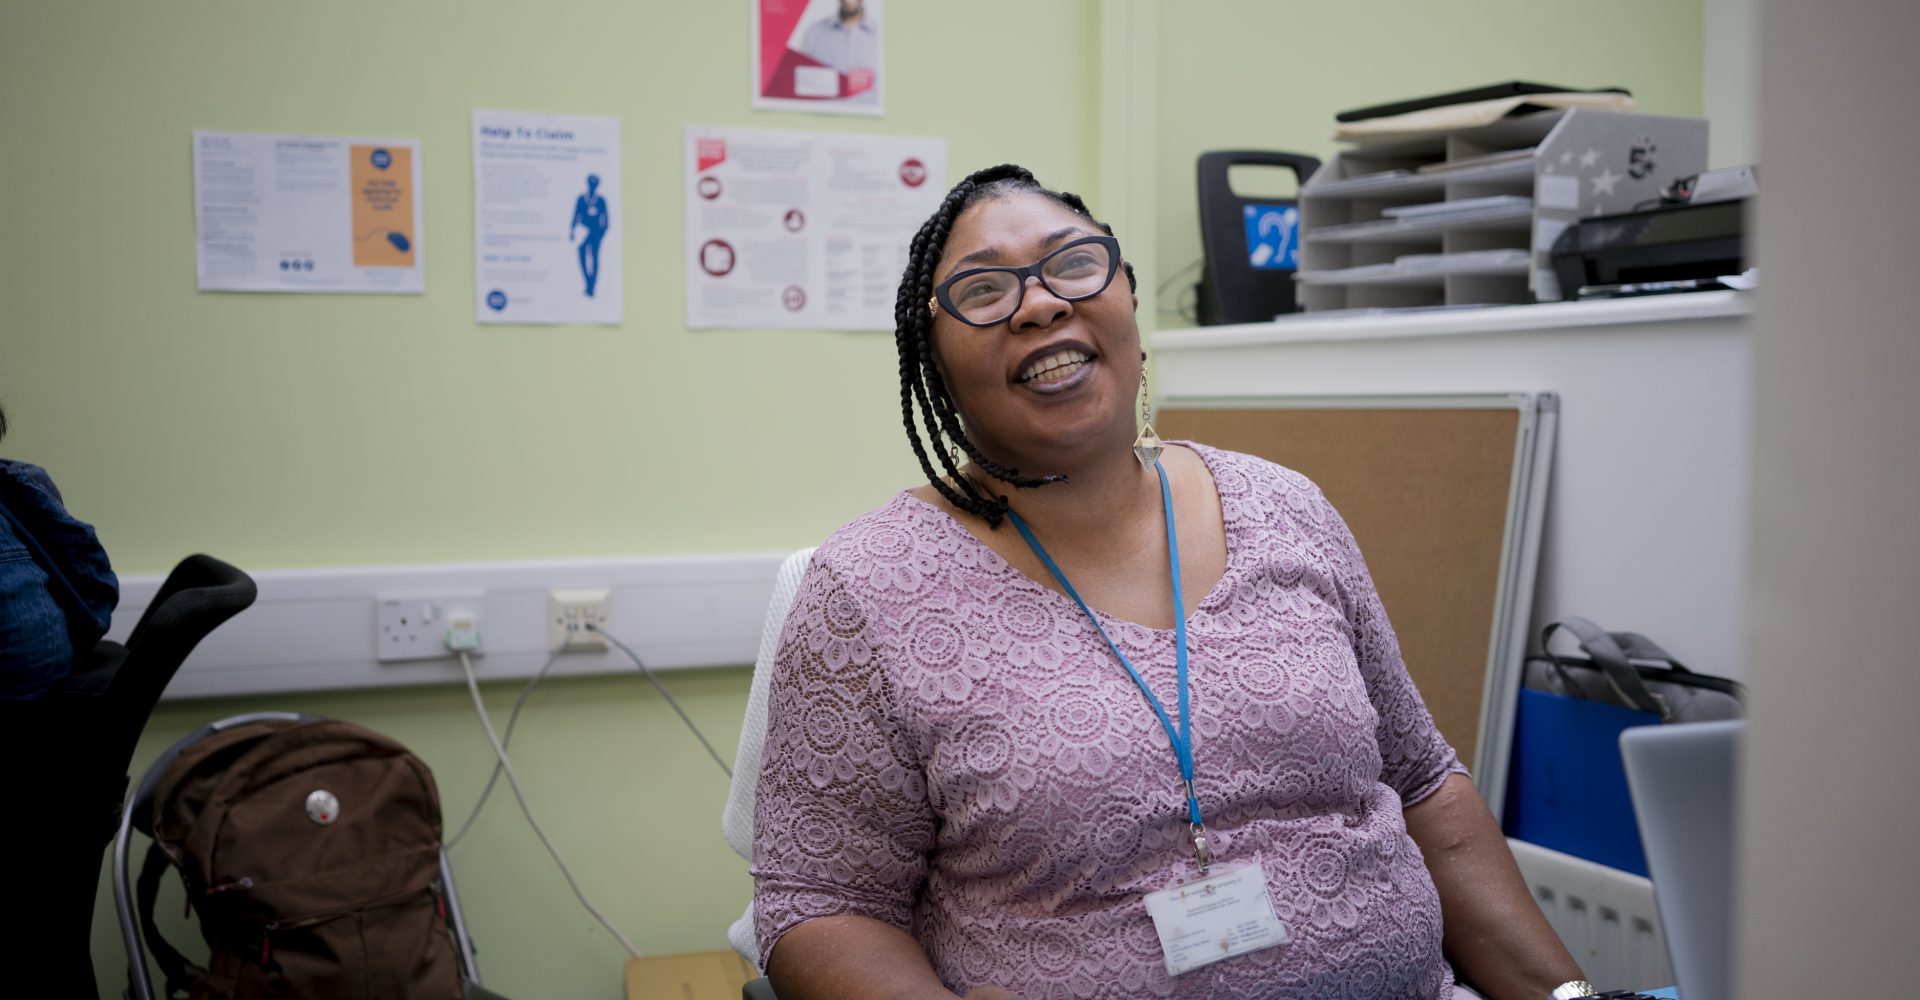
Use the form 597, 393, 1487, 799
893, 164, 1137, 528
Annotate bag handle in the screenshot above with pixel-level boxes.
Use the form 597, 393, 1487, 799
136, 840, 206, 999
1609, 630, 1694, 673
1542, 617, 1671, 719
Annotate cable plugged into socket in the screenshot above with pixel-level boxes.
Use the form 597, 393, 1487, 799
549, 588, 611, 651
376, 593, 483, 662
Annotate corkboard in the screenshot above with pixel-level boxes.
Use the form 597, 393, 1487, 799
1158, 402, 1523, 769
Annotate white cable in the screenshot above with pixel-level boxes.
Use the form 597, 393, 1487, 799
457, 650, 643, 959
447, 641, 566, 849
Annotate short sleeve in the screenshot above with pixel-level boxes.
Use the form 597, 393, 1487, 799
1314, 488, 1468, 807
750, 554, 935, 970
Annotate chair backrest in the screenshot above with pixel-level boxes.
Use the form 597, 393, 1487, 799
91, 554, 257, 777
7, 554, 255, 1000
723, 547, 817, 966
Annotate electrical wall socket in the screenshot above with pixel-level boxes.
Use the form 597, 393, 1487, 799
376, 593, 483, 662
549, 588, 611, 651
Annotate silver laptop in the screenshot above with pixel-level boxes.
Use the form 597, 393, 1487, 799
1620, 719, 1743, 1000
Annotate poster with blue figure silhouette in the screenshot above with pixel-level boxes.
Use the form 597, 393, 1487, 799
570, 175, 610, 297
472, 110, 622, 325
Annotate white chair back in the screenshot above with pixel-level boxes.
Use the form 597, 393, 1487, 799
723, 547, 817, 965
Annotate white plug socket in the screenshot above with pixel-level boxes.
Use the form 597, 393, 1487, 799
376, 593, 483, 661
549, 588, 611, 651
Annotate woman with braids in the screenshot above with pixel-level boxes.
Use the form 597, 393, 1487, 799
749, 166, 1590, 1000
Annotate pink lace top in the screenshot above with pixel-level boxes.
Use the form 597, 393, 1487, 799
752, 444, 1467, 999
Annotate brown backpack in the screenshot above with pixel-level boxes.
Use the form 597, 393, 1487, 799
136, 718, 465, 1000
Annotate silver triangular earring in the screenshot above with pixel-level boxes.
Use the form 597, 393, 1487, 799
1132, 367, 1163, 469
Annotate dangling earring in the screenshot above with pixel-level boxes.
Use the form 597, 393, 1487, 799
1132, 367, 1164, 469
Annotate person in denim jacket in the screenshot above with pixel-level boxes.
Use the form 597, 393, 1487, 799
0, 404, 118, 700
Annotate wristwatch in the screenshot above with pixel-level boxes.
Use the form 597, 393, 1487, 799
1546, 981, 1598, 1000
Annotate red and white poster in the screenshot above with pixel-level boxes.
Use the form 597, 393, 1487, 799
752, 0, 884, 117
684, 124, 945, 330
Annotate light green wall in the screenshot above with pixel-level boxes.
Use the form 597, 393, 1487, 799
0, 0, 1102, 576
1151, 0, 1705, 325
0, 2, 1711, 998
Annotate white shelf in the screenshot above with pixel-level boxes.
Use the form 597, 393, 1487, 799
1302, 157, 1537, 200
1294, 251, 1530, 287
1306, 203, 1534, 245
1295, 108, 1711, 312
1151, 290, 1753, 350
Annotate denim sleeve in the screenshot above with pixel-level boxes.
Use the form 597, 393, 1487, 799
0, 461, 118, 699
0, 528, 75, 700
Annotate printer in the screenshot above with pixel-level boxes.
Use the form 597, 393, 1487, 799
1550, 165, 1756, 298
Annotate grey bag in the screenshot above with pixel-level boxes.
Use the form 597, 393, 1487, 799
1522, 616, 1746, 722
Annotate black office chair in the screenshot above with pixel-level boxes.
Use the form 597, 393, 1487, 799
2, 554, 256, 1000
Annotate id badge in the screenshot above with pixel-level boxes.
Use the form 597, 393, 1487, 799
1141, 864, 1288, 977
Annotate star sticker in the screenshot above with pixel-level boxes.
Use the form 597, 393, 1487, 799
1590, 167, 1622, 198
1580, 149, 1601, 169
1559, 150, 1574, 165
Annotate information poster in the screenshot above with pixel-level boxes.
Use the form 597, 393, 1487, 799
753, 0, 884, 116
684, 124, 944, 331
471, 110, 623, 325
192, 130, 424, 294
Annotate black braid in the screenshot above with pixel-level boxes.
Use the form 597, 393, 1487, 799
892, 164, 1137, 528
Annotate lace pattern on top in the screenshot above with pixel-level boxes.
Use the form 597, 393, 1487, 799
752, 444, 1467, 999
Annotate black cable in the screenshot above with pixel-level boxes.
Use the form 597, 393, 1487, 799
587, 624, 734, 779
1155, 257, 1205, 317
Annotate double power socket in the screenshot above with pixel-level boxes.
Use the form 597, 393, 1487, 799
374, 588, 613, 662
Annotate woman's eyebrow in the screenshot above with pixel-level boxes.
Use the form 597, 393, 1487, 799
949, 226, 1093, 271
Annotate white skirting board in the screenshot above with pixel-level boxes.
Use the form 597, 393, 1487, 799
1508, 839, 1672, 992
111, 553, 792, 700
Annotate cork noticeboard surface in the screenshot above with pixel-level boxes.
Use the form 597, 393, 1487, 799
1157, 402, 1523, 770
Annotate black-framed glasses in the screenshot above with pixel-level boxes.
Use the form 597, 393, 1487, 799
931, 235, 1122, 327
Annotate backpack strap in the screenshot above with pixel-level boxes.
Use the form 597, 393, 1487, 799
136, 839, 206, 1000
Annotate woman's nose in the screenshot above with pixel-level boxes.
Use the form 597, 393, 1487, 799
1009, 275, 1071, 333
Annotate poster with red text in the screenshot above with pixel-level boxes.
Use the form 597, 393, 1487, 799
753, 0, 883, 116
685, 124, 944, 330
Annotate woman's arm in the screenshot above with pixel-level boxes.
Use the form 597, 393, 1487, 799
766, 915, 1017, 1000
1404, 772, 1587, 1000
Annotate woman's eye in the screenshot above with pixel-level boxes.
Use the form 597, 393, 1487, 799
1051, 252, 1101, 276
957, 280, 1005, 303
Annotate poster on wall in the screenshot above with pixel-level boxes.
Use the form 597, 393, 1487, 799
471, 110, 623, 325
684, 124, 944, 331
752, 0, 883, 116
192, 130, 424, 294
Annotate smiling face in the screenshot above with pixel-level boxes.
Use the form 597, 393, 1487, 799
929, 192, 1141, 476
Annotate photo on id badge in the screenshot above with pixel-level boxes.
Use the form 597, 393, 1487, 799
1142, 864, 1289, 976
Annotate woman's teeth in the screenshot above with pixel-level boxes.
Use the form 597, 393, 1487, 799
1018, 350, 1091, 384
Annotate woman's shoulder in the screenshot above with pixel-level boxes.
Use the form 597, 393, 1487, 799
812, 490, 936, 558
1180, 441, 1327, 508
806, 491, 981, 594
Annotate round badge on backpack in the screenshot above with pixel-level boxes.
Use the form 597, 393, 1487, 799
306, 789, 340, 826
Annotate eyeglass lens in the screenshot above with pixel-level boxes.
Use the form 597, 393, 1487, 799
945, 240, 1114, 325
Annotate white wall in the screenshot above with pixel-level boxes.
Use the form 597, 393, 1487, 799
1738, 0, 1920, 994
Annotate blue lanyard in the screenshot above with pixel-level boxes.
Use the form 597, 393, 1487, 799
1007, 459, 1212, 872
